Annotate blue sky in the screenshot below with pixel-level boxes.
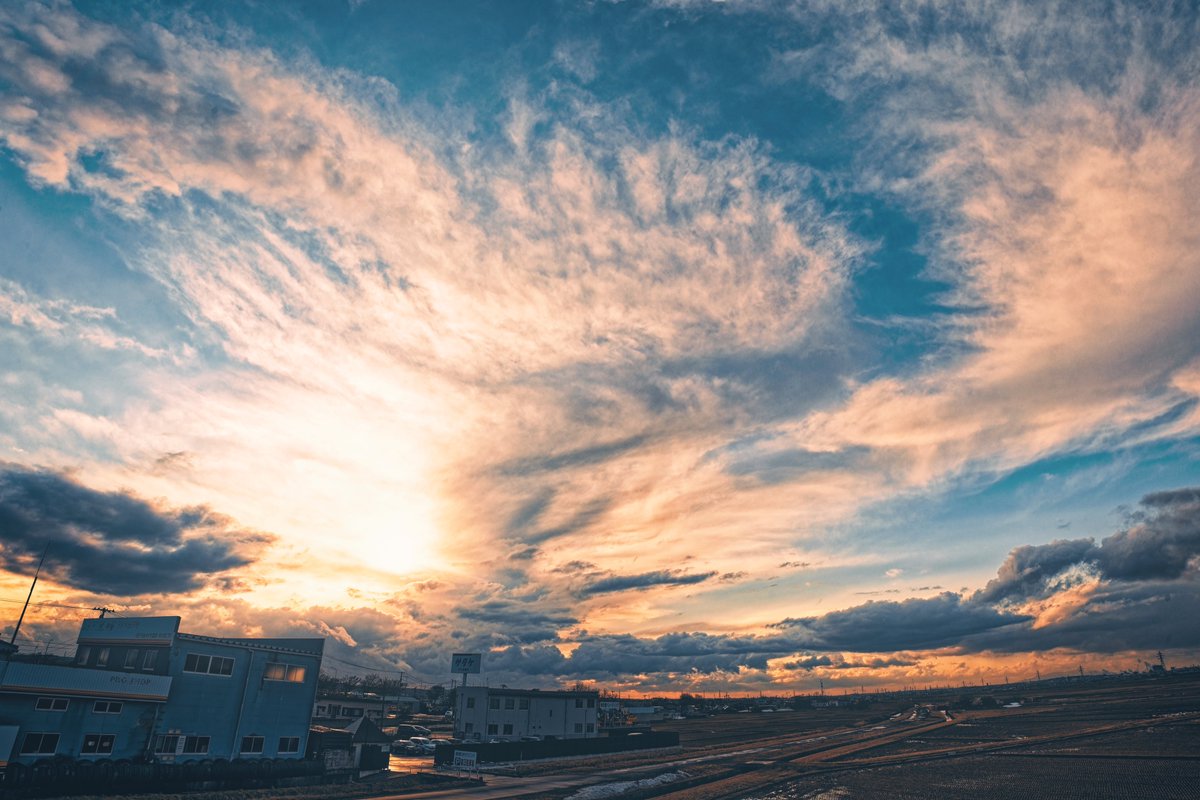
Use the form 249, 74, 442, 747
1, 0, 1199, 693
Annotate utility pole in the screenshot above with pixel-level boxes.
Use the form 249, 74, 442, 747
10, 547, 48, 645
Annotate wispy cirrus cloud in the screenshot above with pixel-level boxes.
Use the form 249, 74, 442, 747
0, 0, 868, 606
1, 0, 1198, 690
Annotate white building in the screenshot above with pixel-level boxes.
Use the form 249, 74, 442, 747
455, 687, 599, 742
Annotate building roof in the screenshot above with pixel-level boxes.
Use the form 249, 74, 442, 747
0, 662, 172, 701
462, 686, 599, 698
78, 616, 180, 647
176, 632, 325, 657
342, 717, 393, 744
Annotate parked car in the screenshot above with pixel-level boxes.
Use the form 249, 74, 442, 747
394, 724, 433, 738
406, 736, 437, 755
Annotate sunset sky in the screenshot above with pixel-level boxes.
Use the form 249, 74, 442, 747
1, 0, 1198, 695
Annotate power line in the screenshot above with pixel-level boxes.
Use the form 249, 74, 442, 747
0, 597, 120, 613
321, 654, 408, 675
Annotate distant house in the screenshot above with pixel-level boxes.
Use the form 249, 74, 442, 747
624, 705, 665, 722
0, 615, 324, 766
455, 686, 599, 742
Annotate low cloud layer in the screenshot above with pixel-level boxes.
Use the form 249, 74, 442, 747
0, 464, 271, 595
979, 488, 1200, 603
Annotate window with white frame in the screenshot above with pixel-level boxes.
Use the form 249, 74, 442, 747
93, 700, 123, 714
124, 649, 139, 668
183, 735, 210, 754
142, 649, 158, 670
263, 662, 306, 682
153, 735, 179, 754
183, 653, 234, 676
20, 733, 59, 755
278, 736, 300, 754
81, 734, 115, 755
35, 697, 68, 711
96, 647, 109, 666
240, 735, 265, 754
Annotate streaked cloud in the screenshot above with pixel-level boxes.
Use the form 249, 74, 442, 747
0, 0, 1197, 690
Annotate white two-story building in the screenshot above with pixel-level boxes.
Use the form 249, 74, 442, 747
455, 687, 598, 742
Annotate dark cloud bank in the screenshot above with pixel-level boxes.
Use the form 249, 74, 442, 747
428, 486, 1200, 684
0, 464, 271, 595
5, 468, 1197, 687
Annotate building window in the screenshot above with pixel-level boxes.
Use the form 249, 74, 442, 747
586, 723, 595, 733
183, 653, 234, 676
278, 736, 300, 754
20, 733, 59, 755
486, 724, 498, 735
153, 735, 179, 754
76, 646, 91, 664
489, 697, 499, 709
240, 736, 265, 754
502, 724, 513, 735
124, 649, 139, 669
96, 647, 110, 667
81, 734, 115, 755
263, 663, 306, 682
504, 697, 515, 710
183, 736, 210, 754
466, 697, 476, 709
575, 698, 583, 708
142, 650, 158, 670
574, 723, 583, 733
464, 723, 474, 733
519, 698, 530, 710
93, 700, 123, 714
587, 698, 595, 708
35, 697, 69, 711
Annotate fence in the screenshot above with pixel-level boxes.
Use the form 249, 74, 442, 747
433, 731, 680, 766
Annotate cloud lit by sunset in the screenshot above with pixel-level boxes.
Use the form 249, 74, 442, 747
1, 0, 1198, 695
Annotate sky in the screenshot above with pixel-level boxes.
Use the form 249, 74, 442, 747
1, 0, 1199, 695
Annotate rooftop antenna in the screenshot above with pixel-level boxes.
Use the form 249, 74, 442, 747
93, 607, 116, 618
1158, 651, 1166, 670
10, 547, 48, 645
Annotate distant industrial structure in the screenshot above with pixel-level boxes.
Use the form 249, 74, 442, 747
0, 615, 323, 766
455, 686, 599, 742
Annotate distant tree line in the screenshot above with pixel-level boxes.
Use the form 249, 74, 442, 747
317, 671, 406, 697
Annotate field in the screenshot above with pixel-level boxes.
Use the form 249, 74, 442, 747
565, 672, 1200, 800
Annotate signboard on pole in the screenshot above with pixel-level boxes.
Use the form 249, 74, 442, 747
452, 750, 478, 770
450, 653, 481, 674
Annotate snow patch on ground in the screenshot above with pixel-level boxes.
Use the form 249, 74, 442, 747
567, 771, 690, 800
